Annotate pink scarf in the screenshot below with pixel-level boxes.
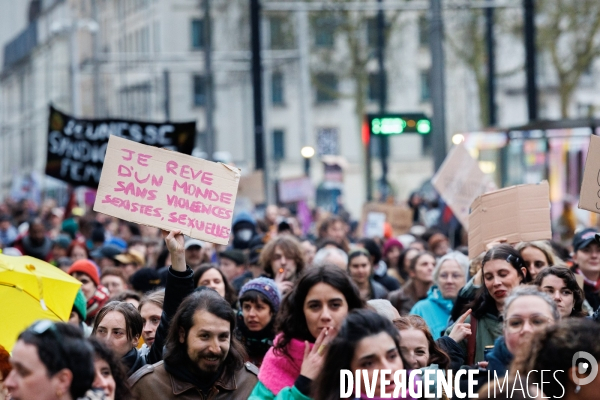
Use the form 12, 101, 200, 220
257, 334, 313, 395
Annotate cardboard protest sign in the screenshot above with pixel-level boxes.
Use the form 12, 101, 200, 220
238, 171, 266, 205
93, 135, 240, 245
364, 212, 386, 238
468, 181, 551, 258
278, 176, 313, 203
579, 134, 600, 213
359, 202, 413, 237
432, 143, 496, 228
46, 105, 196, 188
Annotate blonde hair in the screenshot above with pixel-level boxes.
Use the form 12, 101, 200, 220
515, 241, 565, 267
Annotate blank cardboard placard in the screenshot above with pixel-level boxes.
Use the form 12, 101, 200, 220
238, 170, 265, 205
579, 134, 600, 214
359, 202, 413, 237
94, 135, 241, 245
468, 181, 551, 259
432, 143, 496, 228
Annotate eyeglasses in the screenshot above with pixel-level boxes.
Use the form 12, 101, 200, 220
29, 320, 62, 341
438, 273, 464, 280
27, 320, 68, 360
504, 316, 552, 333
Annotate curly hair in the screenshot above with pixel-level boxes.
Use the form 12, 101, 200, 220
393, 315, 451, 370
259, 236, 306, 279
274, 265, 363, 359
88, 338, 133, 400
533, 266, 587, 318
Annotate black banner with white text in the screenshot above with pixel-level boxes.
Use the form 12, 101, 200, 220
46, 105, 196, 188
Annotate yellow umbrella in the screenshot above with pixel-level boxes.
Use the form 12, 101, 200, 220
0, 253, 82, 351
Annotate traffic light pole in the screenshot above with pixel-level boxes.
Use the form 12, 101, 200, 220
429, 0, 447, 171
377, 0, 390, 201
523, 0, 538, 121
486, 0, 497, 126
250, 0, 268, 203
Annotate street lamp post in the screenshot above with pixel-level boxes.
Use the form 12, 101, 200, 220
301, 146, 315, 176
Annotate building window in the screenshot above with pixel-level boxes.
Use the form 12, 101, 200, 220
270, 17, 289, 49
273, 129, 285, 161
366, 17, 378, 48
418, 15, 428, 47
315, 73, 338, 103
272, 72, 284, 105
420, 70, 430, 102
191, 19, 205, 50
368, 72, 382, 102
193, 75, 207, 106
314, 16, 335, 48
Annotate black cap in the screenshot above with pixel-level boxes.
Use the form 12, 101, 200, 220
90, 244, 123, 260
573, 228, 598, 252
130, 267, 163, 293
219, 249, 247, 265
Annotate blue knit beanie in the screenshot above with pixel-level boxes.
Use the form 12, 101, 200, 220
239, 277, 281, 313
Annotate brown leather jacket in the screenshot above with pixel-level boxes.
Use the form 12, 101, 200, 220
387, 279, 420, 315
128, 360, 259, 400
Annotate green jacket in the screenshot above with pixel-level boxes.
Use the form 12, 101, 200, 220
249, 381, 312, 400
444, 312, 502, 364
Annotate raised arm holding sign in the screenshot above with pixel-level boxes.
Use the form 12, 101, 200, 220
94, 135, 241, 245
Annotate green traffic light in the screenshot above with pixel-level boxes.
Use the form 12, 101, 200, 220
371, 118, 406, 135
416, 119, 431, 134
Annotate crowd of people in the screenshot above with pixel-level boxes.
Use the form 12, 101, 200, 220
1, 197, 600, 400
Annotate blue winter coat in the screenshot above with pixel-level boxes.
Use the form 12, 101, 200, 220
410, 286, 454, 340
486, 336, 513, 378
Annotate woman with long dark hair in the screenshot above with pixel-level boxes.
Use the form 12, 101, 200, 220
442, 244, 529, 365
249, 265, 364, 399
313, 310, 416, 400
388, 251, 436, 315
193, 264, 238, 307
347, 249, 388, 301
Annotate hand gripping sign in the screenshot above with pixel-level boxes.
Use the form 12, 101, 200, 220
94, 135, 241, 245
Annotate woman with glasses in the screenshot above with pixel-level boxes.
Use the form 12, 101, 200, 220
410, 252, 469, 339
4, 320, 95, 400
485, 285, 559, 377
533, 266, 588, 318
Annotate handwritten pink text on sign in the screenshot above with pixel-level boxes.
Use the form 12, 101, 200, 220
94, 135, 241, 245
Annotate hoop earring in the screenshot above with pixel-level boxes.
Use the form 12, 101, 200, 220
575, 385, 581, 394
